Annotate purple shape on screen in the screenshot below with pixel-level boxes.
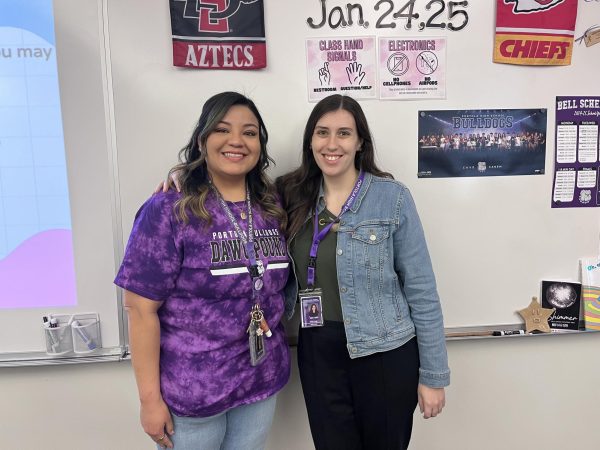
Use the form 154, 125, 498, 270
0, 229, 77, 309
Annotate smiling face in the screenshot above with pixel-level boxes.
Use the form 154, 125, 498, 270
311, 108, 363, 182
204, 105, 261, 187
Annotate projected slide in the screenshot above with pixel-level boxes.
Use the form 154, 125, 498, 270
0, 0, 76, 309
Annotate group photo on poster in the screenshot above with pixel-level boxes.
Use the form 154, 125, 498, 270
418, 108, 547, 178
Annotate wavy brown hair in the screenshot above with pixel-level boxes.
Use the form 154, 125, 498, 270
276, 94, 392, 239
170, 92, 286, 229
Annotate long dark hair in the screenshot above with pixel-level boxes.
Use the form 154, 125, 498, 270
171, 91, 286, 228
277, 95, 391, 238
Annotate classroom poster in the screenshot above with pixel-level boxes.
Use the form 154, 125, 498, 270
418, 109, 547, 178
0, 0, 77, 308
378, 37, 446, 100
494, 0, 578, 66
306, 37, 376, 102
552, 96, 600, 208
169, 0, 267, 69
541, 280, 582, 331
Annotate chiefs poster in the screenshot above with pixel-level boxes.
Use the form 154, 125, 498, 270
169, 0, 266, 70
494, 0, 578, 66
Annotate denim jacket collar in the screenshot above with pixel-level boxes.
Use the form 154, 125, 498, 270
316, 171, 373, 215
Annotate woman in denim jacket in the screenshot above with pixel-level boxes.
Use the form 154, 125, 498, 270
277, 94, 450, 450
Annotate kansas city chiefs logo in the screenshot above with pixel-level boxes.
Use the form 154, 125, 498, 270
504, 0, 564, 13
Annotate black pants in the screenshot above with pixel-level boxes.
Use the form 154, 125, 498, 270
298, 322, 419, 450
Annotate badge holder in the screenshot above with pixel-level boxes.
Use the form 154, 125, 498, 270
248, 303, 268, 366
249, 322, 266, 366
299, 288, 324, 328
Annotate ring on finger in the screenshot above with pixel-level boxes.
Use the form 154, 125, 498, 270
157, 434, 166, 441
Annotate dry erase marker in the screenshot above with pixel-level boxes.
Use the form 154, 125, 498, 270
446, 330, 526, 338
72, 320, 97, 350
492, 330, 526, 336
43, 316, 58, 351
50, 318, 58, 328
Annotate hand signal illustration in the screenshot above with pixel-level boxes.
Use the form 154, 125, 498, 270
318, 62, 331, 86
346, 62, 365, 85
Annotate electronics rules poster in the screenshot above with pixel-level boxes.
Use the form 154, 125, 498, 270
378, 37, 446, 100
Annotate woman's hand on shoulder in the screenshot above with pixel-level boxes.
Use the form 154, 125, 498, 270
153, 171, 182, 194
417, 384, 446, 419
140, 397, 175, 449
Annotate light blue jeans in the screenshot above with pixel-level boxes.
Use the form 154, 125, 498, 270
161, 395, 277, 450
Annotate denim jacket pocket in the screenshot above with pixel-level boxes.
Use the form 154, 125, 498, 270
350, 222, 391, 268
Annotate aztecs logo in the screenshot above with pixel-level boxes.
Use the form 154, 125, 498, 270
504, 0, 564, 13
169, 0, 267, 69
175, 0, 260, 33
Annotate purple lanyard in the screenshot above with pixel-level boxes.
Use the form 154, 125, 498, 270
210, 183, 263, 296
307, 171, 364, 288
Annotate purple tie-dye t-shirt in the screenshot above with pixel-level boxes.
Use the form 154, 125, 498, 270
115, 191, 291, 417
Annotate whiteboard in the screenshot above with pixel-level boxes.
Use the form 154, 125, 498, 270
107, 0, 599, 329
4, 0, 598, 363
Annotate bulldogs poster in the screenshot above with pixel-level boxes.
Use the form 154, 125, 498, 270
169, 0, 266, 69
418, 109, 547, 178
494, 0, 578, 66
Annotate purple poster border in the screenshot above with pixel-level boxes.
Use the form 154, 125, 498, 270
552, 96, 600, 208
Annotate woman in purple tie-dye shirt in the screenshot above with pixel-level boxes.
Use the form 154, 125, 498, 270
115, 92, 291, 450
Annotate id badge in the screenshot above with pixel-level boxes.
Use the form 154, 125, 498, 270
299, 288, 324, 328
249, 321, 267, 366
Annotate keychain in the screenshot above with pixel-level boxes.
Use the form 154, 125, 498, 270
247, 304, 271, 366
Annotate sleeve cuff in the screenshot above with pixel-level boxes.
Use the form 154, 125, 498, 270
114, 280, 166, 302
419, 368, 450, 388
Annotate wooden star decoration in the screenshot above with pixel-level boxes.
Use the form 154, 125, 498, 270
518, 296, 555, 333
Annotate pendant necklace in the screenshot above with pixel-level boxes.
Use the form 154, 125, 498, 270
319, 206, 340, 232
229, 201, 247, 220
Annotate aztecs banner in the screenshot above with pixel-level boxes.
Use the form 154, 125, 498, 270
494, 0, 578, 66
169, 0, 266, 70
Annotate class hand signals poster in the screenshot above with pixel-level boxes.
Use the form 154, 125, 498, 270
306, 37, 376, 102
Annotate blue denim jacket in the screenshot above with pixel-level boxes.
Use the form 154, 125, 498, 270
284, 172, 450, 388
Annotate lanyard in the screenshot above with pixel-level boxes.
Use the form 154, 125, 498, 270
210, 182, 264, 295
307, 171, 364, 288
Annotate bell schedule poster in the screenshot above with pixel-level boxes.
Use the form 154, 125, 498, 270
552, 96, 600, 208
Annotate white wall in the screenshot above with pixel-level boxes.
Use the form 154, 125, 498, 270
4, 337, 600, 450
3, 0, 600, 449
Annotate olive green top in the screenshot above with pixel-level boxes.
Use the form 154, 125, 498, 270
290, 208, 343, 322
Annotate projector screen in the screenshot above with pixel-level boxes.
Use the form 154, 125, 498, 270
0, 0, 77, 310
0, 0, 124, 358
